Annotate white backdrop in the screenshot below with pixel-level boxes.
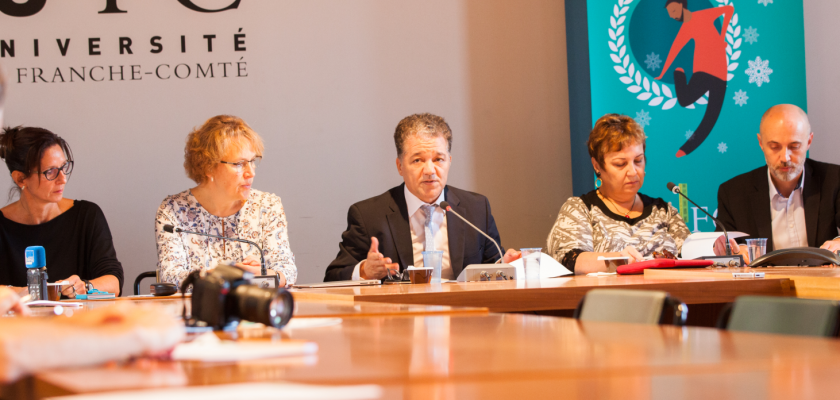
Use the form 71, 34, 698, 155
0, 0, 572, 289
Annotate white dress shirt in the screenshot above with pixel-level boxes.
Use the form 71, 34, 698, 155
351, 187, 452, 280
768, 169, 808, 250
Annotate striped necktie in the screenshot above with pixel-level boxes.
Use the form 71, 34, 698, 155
422, 204, 436, 251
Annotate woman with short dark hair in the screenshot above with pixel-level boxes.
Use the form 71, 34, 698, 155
0, 126, 123, 296
546, 114, 690, 275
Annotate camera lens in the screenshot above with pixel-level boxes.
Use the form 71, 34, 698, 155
232, 285, 294, 328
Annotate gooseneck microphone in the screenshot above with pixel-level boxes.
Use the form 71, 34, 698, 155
163, 224, 267, 275
666, 182, 732, 256
440, 201, 504, 264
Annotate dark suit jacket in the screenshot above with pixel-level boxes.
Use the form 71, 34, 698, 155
324, 184, 504, 281
716, 159, 840, 250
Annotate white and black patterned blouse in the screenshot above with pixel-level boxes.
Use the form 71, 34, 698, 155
546, 190, 691, 273
155, 189, 297, 287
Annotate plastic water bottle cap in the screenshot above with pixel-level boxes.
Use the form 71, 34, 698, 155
25, 246, 46, 268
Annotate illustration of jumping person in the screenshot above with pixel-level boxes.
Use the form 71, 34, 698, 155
655, 0, 733, 157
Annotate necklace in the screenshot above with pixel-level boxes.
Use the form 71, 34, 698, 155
598, 190, 636, 218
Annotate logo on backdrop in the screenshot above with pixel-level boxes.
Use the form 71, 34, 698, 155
608, 0, 746, 157
0, 0, 241, 17
0, 0, 248, 84
588, 0, 804, 232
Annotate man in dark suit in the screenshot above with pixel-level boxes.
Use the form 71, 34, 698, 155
714, 104, 840, 257
324, 113, 520, 282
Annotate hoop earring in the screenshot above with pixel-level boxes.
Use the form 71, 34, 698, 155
593, 172, 602, 189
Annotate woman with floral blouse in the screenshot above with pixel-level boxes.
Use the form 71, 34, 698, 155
155, 115, 296, 287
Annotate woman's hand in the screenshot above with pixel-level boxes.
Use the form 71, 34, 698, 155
619, 246, 645, 264
234, 255, 262, 275
0, 287, 30, 315
235, 256, 287, 287
60, 275, 86, 299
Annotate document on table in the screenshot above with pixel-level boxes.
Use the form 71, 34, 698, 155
26, 300, 84, 308
44, 382, 382, 400
509, 253, 573, 278
681, 231, 749, 260
171, 332, 318, 362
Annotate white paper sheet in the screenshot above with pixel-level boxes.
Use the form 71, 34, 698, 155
680, 231, 749, 260
26, 300, 84, 308
44, 382, 382, 400
171, 332, 318, 362
586, 272, 617, 277
509, 253, 573, 278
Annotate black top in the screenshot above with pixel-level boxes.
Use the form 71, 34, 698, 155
324, 184, 504, 282
0, 200, 124, 292
580, 190, 663, 225
716, 159, 840, 250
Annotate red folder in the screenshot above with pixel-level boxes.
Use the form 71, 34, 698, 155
616, 259, 714, 275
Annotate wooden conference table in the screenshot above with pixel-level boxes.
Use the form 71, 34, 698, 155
23, 296, 489, 320
645, 266, 840, 301
21, 313, 840, 399
1, 274, 808, 399
291, 275, 792, 326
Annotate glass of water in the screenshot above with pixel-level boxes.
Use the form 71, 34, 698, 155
422, 251, 444, 283
520, 248, 542, 280
745, 238, 768, 264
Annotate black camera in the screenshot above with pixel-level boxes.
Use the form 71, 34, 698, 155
180, 264, 294, 330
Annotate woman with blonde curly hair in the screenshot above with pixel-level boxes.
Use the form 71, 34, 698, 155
546, 113, 690, 274
155, 115, 296, 287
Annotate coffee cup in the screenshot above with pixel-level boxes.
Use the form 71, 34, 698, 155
407, 267, 433, 284
46, 283, 62, 301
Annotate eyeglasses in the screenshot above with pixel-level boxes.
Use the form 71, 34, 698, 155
652, 249, 676, 260
220, 157, 261, 172
42, 161, 74, 181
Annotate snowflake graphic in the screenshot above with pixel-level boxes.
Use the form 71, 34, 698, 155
644, 52, 662, 71
685, 130, 693, 140
745, 57, 773, 87
718, 142, 728, 154
758, 0, 772, 6
733, 90, 749, 106
744, 26, 759, 44
635, 110, 651, 128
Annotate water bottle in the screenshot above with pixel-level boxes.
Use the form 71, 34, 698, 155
25, 246, 48, 300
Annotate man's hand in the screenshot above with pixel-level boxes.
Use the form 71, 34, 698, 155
713, 235, 741, 257
619, 246, 644, 264
502, 248, 522, 263
820, 239, 840, 253
360, 237, 399, 280
0, 287, 29, 315
60, 275, 86, 298
713, 235, 751, 263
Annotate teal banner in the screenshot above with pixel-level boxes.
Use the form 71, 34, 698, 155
583, 0, 806, 232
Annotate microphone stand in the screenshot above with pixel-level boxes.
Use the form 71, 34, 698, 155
163, 224, 280, 287
667, 183, 732, 256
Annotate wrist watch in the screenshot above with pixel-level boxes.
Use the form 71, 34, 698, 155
82, 280, 94, 292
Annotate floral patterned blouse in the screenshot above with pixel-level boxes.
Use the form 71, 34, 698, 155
546, 190, 691, 273
155, 189, 297, 287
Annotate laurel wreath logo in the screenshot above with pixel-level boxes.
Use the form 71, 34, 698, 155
609, 0, 742, 110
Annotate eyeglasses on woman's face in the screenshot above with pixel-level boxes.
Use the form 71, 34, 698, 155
41, 161, 74, 181
219, 156, 261, 172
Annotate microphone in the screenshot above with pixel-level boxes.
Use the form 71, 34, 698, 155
440, 201, 504, 264
162, 224, 268, 276
666, 182, 732, 256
